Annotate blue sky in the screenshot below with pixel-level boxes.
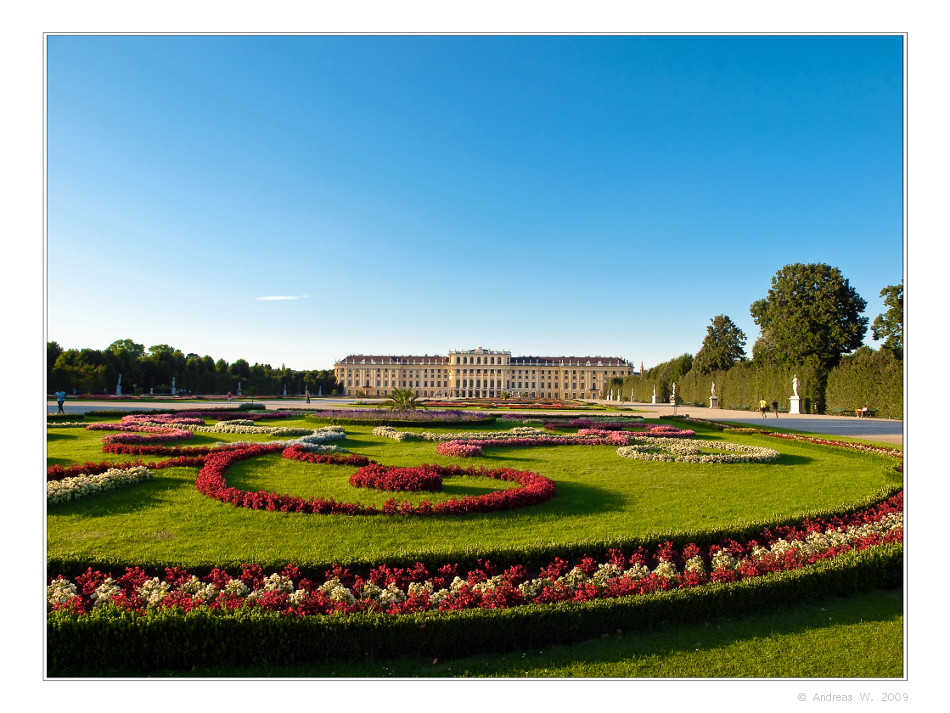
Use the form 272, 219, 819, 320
46, 34, 904, 371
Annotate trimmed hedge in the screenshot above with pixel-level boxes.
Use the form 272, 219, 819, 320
47, 544, 902, 676
47, 413, 84, 422
622, 354, 902, 419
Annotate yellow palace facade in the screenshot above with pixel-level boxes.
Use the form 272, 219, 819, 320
334, 347, 637, 399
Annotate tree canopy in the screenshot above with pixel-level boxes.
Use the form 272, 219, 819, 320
692, 314, 747, 374
871, 280, 903, 359
750, 263, 867, 369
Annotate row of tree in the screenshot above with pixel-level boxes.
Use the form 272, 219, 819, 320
608, 263, 903, 416
47, 339, 339, 396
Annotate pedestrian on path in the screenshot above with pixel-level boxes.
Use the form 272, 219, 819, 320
759, 399, 768, 418
772, 400, 779, 418
55, 390, 66, 414
227, 391, 232, 403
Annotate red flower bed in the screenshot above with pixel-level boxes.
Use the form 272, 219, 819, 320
350, 463, 444, 492
48, 490, 902, 618
194, 445, 556, 516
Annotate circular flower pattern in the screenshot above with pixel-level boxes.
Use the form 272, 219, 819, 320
195, 444, 556, 516
616, 437, 780, 463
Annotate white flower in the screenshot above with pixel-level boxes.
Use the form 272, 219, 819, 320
92, 577, 123, 607
222, 578, 250, 597
138, 577, 170, 608
47, 578, 78, 609
652, 558, 679, 580
591, 563, 623, 587
262, 573, 294, 593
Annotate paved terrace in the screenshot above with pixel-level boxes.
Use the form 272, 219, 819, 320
48, 397, 904, 445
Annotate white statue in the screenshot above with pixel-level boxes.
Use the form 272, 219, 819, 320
711, 382, 716, 396
116, 373, 122, 396
792, 374, 799, 396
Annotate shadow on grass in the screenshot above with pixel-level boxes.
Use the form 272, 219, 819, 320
46, 432, 79, 443
47, 468, 199, 518
135, 588, 903, 679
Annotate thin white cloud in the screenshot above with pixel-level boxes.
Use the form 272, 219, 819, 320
256, 295, 309, 301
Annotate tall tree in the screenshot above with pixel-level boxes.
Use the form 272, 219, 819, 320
871, 281, 903, 359
692, 315, 747, 374
47, 341, 63, 384
750, 263, 867, 369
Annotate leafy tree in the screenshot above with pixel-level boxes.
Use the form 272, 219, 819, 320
871, 281, 903, 358
750, 263, 867, 369
47, 341, 63, 384
381, 387, 420, 412
692, 315, 747, 374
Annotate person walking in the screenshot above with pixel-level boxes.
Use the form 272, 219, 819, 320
759, 399, 768, 418
226, 391, 232, 404
772, 400, 779, 418
305, 388, 311, 404
55, 389, 67, 414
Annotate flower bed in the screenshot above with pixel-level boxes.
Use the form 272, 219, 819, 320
436, 441, 484, 457
47, 490, 902, 616
47, 466, 153, 505
307, 409, 495, 425
617, 438, 780, 463
349, 464, 444, 492
194, 445, 556, 516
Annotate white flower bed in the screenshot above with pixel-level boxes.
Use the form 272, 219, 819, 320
616, 438, 780, 463
372, 425, 548, 442
47, 465, 153, 504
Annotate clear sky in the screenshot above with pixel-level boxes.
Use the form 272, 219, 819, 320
46, 34, 904, 371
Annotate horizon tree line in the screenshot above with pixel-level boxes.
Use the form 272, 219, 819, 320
47, 339, 339, 396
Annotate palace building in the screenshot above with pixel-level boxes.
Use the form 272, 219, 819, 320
333, 347, 637, 399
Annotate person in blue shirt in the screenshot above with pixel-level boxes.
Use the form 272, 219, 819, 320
55, 390, 67, 413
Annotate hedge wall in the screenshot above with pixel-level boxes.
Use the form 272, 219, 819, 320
618, 350, 902, 419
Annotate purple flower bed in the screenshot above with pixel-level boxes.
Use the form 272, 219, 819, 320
307, 409, 493, 423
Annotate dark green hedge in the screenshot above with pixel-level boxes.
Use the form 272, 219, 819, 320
47, 544, 902, 676
621, 353, 902, 419
47, 413, 84, 422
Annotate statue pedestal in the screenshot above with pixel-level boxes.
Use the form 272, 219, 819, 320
651, 396, 656, 404
709, 396, 719, 409
789, 396, 801, 414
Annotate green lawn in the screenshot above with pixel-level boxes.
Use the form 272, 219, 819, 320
45, 412, 904, 678
46, 415, 901, 570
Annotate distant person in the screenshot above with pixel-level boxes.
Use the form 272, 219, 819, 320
227, 391, 232, 403
772, 400, 779, 418
55, 390, 66, 414
306, 388, 311, 404
759, 399, 768, 418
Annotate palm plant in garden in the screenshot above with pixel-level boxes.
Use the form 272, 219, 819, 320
381, 387, 420, 412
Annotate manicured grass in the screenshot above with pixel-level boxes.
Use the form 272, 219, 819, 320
46, 415, 902, 570
150, 587, 903, 678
